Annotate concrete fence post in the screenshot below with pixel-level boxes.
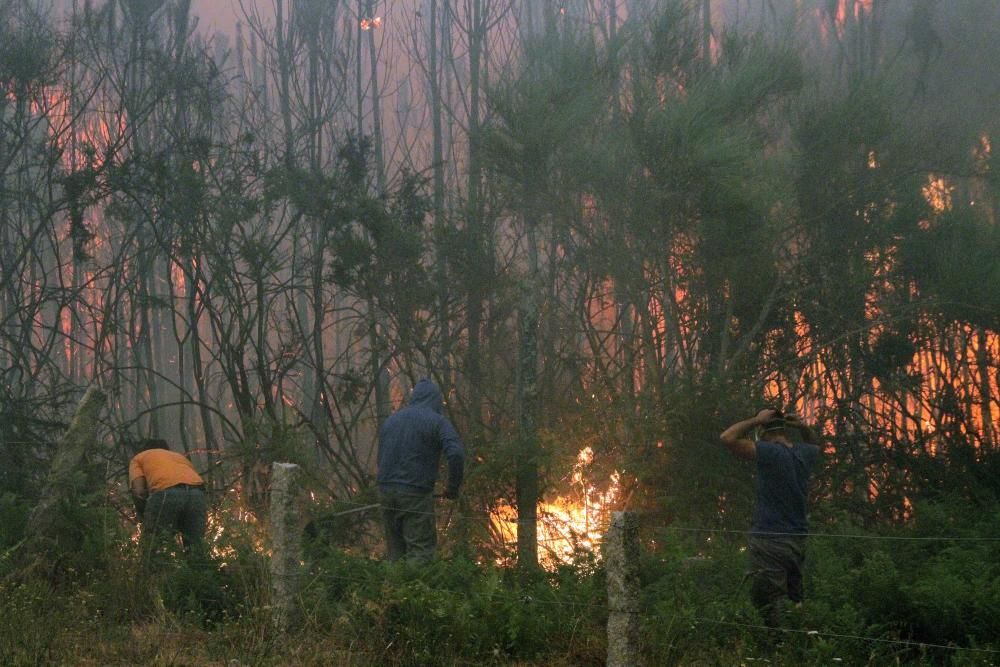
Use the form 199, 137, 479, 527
25, 385, 106, 555
270, 462, 303, 630
606, 510, 641, 666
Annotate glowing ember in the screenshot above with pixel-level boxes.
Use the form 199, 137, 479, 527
205, 492, 269, 562
360, 16, 382, 30
922, 175, 954, 213
974, 134, 992, 174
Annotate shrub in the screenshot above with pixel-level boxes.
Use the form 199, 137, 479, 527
305, 551, 606, 666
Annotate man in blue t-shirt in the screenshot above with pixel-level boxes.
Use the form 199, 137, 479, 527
720, 408, 820, 624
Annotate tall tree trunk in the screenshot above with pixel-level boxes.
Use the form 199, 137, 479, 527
188, 262, 219, 486
975, 327, 995, 449
364, 0, 392, 428
429, 0, 452, 393
702, 0, 712, 66
465, 0, 486, 427
516, 205, 540, 571
307, 6, 332, 449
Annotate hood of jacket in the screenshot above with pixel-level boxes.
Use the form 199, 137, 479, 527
408, 378, 442, 413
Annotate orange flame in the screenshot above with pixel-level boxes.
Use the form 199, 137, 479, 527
492, 447, 622, 570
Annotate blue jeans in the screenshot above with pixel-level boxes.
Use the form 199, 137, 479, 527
144, 484, 207, 551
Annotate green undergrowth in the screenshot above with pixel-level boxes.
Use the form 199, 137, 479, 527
0, 497, 998, 665
639, 500, 1000, 666
300, 550, 607, 666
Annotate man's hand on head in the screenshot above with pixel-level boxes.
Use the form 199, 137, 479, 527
755, 408, 778, 424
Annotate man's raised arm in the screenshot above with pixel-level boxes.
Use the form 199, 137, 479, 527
720, 409, 777, 461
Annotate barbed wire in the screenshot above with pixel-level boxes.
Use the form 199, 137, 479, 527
321, 498, 1000, 542
4, 456, 992, 544
141, 559, 1000, 656
691, 616, 1000, 656
300, 569, 607, 610
656, 525, 1000, 542
6, 473, 995, 544
70, 534, 1000, 660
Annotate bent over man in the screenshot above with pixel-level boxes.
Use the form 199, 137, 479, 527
720, 408, 820, 624
377, 378, 465, 563
129, 439, 207, 552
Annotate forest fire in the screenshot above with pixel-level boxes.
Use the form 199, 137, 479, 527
5, 0, 1000, 661
491, 447, 622, 570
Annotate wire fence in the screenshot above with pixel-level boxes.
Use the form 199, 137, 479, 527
140, 557, 1000, 658
283, 499, 1000, 657
9, 472, 998, 660
690, 617, 1000, 656
321, 497, 1000, 542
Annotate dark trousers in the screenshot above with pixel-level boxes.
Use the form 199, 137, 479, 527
143, 484, 207, 552
379, 489, 436, 564
747, 534, 807, 624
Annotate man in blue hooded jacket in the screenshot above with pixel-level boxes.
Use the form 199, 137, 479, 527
377, 378, 465, 563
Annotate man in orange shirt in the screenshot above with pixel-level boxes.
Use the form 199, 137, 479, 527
129, 439, 207, 551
